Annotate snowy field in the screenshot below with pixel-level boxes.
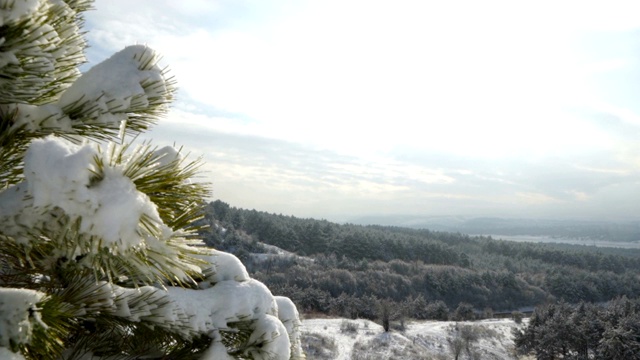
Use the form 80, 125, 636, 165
301, 317, 527, 359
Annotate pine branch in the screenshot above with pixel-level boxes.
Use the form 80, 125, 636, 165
0, 107, 29, 186
1, 0, 304, 357
0, 0, 87, 105
224, 320, 255, 358
93, 141, 210, 235
19, 295, 78, 360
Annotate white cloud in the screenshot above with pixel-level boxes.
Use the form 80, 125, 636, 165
84, 0, 640, 221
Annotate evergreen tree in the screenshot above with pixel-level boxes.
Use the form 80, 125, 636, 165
597, 313, 640, 360
0, 1, 302, 359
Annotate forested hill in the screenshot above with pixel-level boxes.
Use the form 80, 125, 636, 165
350, 215, 640, 242
200, 200, 640, 320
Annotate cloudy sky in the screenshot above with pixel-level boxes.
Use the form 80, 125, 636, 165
84, 0, 640, 222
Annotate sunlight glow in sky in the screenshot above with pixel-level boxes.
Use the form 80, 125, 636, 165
85, 0, 640, 221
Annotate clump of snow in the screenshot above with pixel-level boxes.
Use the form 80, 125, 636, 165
157, 253, 298, 358
11, 103, 71, 132
116, 286, 188, 328
276, 296, 304, 359
0, 135, 206, 288
0, 347, 26, 360
0, 288, 45, 348
152, 146, 183, 168
58, 45, 170, 120
0, 46, 19, 69
200, 331, 235, 360
197, 250, 250, 287
0, 0, 40, 27
25, 137, 95, 208
193, 279, 277, 329
107, 273, 281, 335
159, 245, 303, 357
1, 0, 85, 104
20, 136, 168, 249
7, 44, 171, 133
246, 314, 291, 360
108, 272, 294, 358
73, 280, 117, 317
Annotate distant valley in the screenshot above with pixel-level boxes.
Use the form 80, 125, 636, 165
203, 200, 640, 314
349, 215, 640, 245
204, 201, 640, 358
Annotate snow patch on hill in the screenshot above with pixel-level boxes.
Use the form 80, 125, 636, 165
250, 243, 314, 264
301, 317, 526, 359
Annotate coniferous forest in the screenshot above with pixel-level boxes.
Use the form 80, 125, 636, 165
202, 201, 640, 358
202, 200, 640, 321
514, 297, 640, 359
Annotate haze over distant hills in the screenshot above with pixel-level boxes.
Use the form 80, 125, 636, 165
348, 216, 640, 243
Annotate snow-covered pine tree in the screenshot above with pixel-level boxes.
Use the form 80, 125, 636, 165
0, 1, 303, 359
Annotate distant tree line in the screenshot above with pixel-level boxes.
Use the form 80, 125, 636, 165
450, 217, 640, 243
200, 201, 640, 321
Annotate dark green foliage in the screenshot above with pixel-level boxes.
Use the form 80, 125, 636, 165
204, 200, 640, 321
598, 313, 640, 360
379, 300, 391, 332
511, 311, 523, 324
481, 238, 640, 274
515, 298, 640, 360
453, 302, 476, 321
214, 201, 469, 265
425, 300, 450, 321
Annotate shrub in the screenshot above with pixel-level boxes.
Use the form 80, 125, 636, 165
340, 319, 360, 333
453, 302, 476, 321
512, 311, 524, 324
301, 332, 338, 359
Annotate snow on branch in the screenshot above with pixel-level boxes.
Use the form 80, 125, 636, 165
7, 45, 176, 137
0, 136, 204, 286
58, 45, 175, 129
0, 1, 304, 357
3, 136, 169, 249
0, 0, 41, 27
276, 296, 305, 359
0, 0, 86, 104
0, 288, 45, 348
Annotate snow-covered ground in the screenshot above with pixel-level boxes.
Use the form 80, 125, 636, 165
301, 317, 526, 359
249, 243, 315, 265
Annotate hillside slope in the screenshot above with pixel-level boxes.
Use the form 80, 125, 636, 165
301, 317, 525, 359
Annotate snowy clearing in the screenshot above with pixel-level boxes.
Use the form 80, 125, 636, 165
301, 317, 527, 360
